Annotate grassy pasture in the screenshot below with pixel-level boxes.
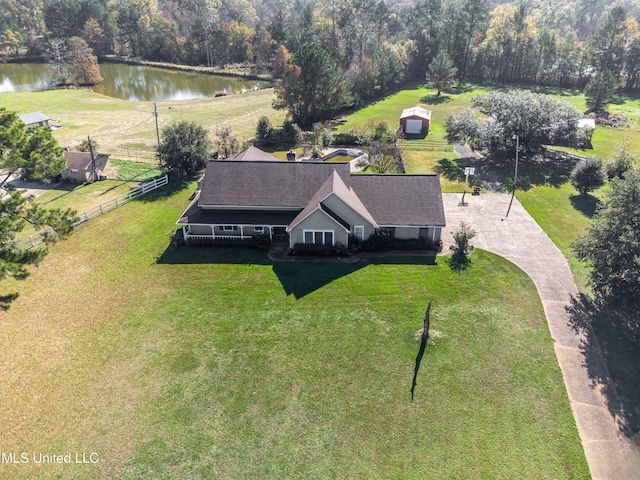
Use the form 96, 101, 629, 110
0, 87, 286, 157
0, 181, 588, 479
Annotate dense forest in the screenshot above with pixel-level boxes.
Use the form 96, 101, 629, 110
2, 0, 640, 101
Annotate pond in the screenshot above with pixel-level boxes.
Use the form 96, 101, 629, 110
0, 63, 265, 102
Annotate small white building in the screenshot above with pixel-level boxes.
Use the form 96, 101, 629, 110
19, 112, 50, 129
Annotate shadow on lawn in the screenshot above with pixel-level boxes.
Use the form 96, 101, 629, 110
437, 151, 577, 192
420, 94, 453, 105
0, 292, 19, 310
137, 177, 194, 202
157, 245, 436, 298
570, 193, 601, 218
566, 294, 640, 439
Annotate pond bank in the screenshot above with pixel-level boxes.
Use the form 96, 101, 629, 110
101, 56, 274, 83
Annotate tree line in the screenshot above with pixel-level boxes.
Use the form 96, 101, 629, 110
2, 0, 640, 93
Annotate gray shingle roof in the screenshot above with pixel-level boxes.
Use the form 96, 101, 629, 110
19, 112, 50, 126
224, 146, 281, 161
63, 152, 110, 170
198, 160, 351, 208
350, 174, 445, 227
193, 152, 445, 229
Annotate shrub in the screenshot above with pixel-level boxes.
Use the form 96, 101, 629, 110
253, 233, 272, 251
452, 221, 476, 254
256, 116, 272, 141
606, 141, 635, 180
360, 230, 441, 252
571, 157, 606, 195
292, 242, 340, 256
282, 120, 301, 145
331, 129, 369, 146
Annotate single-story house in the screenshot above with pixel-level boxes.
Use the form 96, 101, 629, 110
177, 147, 445, 248
19, 112, 50, 129
62, 151, 110, 183
400, 107, 431, 135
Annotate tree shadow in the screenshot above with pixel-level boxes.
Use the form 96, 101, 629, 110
419, 94, 453, 105
529, 85, 584, 97
450, 83, 475, 94
0, 292, 19, 310
565, 294, 640, 438
156, 244, 437, 299
570, 193, 601, 218
137, 177, 194, 202
434, 157, 483, 185
481, 151, 576, 191
434, 157, 468, 182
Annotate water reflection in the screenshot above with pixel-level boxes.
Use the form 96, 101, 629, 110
0, 63, 51, 93
0, 63, 264, 101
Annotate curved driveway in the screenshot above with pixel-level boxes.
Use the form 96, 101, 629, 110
441, 192, 640, 480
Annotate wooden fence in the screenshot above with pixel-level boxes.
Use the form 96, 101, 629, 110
397, 139, 453, 151
14, 175, 169, 250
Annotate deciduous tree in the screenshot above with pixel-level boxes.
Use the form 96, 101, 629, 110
574, 169, 640, 305
570, 157, 606, 195
64, 36, 103, 85
157, 121, 211, 176
445, 90, 581, 154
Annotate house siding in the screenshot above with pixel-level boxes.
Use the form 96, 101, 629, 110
393, 226, 421, 239
61, 169, 91, 183
321, 193, 376, 239
290, 209, 348, 246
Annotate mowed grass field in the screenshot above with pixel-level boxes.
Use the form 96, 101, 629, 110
336, 82, 640, 443
0, 181, 588, 479
0, 87, 286, 157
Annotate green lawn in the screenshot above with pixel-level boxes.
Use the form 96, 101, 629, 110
17, 180, 140, 237
0, 181, 588, 479
110, 159, 163, 181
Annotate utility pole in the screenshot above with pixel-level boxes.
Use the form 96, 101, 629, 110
152, 102, 160, 148
87, 135, 97, 182
505, 134, 519, 218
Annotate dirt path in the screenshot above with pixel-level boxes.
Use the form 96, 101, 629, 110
442, 192, 640, 480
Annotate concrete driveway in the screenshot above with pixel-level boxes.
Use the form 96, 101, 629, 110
442, 192, 640, 480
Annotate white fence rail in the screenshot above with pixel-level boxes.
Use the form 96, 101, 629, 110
14, 175, 169, 250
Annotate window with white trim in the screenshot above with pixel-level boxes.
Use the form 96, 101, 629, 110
303, 230, 334, 245
354, 225, 365, 241
222, 225, 237, 231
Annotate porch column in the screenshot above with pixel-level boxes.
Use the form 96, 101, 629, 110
182, 225, 188, 241
240, 226, 245, 239
211, 225, 215, 239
